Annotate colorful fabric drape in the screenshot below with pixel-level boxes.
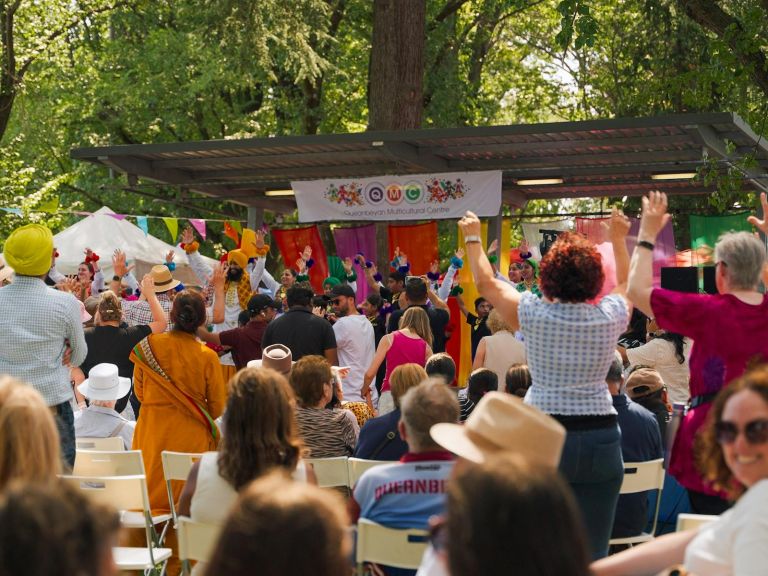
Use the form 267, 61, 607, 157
689, 212, 750, 266
628, 217, 676, 284
272, 225, 329, 293
333, 224, 378, 302
387, 222, 439, 275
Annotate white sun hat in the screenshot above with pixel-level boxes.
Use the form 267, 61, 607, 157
78, 363, 131, 401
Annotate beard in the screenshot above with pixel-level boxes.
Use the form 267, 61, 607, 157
227, 267, 244, 282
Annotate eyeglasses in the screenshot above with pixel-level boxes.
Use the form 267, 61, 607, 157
715, 419, 768, 445
428, 515, 447, 552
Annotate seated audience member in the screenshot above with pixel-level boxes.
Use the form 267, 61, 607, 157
458, 368, 498, 421
354, 364, 428, 461
437, 455, 591, 576
350, 380, 460, 576
605, 353, 663, 542
324, 370, 363, 435
290, 355, 357, 457
74, 363, 136, 450
247, 343, 294, 375
178, 368, 305, 576
416, 392, 568, 576
504, 363, 531, 397
204, 471, 350, 576
472, 309, 526, 384
625, 366, 670, 441
592, 365, 768, 576
425, 352, 457, 387
0, 480, 121, 576
0, 377, 61, 490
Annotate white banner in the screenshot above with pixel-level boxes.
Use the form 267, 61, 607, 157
292, 170, 501, 222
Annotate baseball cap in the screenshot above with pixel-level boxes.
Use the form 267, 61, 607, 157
625, 367, 665, 399
247, 294, 279, 314
329, 284, 355, 299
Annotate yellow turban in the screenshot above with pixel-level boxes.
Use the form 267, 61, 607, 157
227, 249, 248, 270
3, 224, 53, 276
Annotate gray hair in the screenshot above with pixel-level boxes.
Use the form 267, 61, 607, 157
714, 232, 766, 290
606, 351, 624, 384
400, 380, 459, 451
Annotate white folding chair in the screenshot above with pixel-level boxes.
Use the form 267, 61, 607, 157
356, 518, 429, 571
72, 450, 172, 543
161, 451, 202, 526
61, 475, 172, 575
347, 457, 391, 487
305, 456, 350, 488
675, 513, 719, 532
609, 458, 666, 546
75, 436, 126, 451
177, 517, 222, 576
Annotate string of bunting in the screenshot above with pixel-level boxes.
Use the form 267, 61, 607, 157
0, 206, 247, 244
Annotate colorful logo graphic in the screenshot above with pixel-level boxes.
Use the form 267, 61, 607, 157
386, 184, 404, 205
425, 178, 467, 204
404, 181, 423, 204
365, 182, 385, 204
324, 182, 364, 206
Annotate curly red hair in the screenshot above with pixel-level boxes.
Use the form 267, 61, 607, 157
538, 232, 604, 303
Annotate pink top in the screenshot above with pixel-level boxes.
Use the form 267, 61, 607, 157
381, 331, 428, 393
651, 288, 768, 494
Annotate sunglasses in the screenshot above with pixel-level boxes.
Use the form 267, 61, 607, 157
715, 418, 768, 445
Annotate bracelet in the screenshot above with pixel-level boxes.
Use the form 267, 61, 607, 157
464, 235, 482, 244
637, 240, 655, 251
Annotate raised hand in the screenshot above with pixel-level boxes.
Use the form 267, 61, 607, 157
747, 192, 768, 234
112, 250, 127, 277
181, 226, 195, 245
638, 191, 670, 242
602, 207, 631, 242
487, 239, 499, 254
354, 254, 366, 266
253, 229, 266, 250
140, 274, 156, 296
295, 257, 308, 274
455, 247, 465, 260
84, 248, 99, 271
57, 276, 80, 294
342, 257, 354, 274
429, 260, 439, 275
458, 211, 482, 238
301, 245, 312, 262
165, 250, 175, 264
211, 262, 226, 290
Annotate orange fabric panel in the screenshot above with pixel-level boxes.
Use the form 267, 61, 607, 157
272, 226, 329, 293
387, 222, 439, 275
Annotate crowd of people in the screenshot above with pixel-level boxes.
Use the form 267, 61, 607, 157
1, 190, 768, 575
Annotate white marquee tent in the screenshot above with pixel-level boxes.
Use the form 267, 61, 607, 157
50, 206, 218, 285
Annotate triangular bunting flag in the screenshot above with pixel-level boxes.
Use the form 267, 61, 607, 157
162, 217, 179, 242
136, 216, 149, 236
108, 213, 127, 220
189, 218, 207, 240
38, 197, 59, 213
0, 207, 22, 215
231, 220, 243, 234
223, 221, 240, 245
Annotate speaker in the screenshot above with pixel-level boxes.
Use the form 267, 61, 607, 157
702, 266, 717, 294
660, 267, 698, 293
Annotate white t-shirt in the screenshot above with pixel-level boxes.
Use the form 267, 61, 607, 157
626, 337, 691, 404
333, 314, 375, 402
684, 479, 768, 575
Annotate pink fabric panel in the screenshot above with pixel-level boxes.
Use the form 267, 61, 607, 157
332, 224, 377, 303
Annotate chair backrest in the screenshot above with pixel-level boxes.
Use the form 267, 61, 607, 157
356, 518, 429, 569
347, 457, 391, 487
76, 437, 126, 451
178, 517, 221, 575
676, 513, 719, 532
161, 451, 203, 524
61, 474, 149, 513
73, 450, 145, 477
305, 457, 350, 488
619, 459, 665, 494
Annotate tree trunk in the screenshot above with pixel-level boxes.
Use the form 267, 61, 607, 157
367, 0, 426, 131
368, 0, 427, 270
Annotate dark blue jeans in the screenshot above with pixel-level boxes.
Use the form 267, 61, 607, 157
559, 424, 624, 560
54, 401, 76, 469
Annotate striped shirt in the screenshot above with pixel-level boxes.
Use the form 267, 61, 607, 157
296, 406, 357, 458
0, 276, 87, 406
519, 291, 628, 416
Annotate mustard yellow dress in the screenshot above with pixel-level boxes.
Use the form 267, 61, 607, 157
130, 331, 226, 513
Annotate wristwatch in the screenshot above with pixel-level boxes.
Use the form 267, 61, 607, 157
464, 235, 482, 244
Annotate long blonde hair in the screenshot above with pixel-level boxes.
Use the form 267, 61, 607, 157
398, 306, 433, 347
0, 377, 61, 491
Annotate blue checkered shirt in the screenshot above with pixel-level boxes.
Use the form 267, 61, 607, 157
518, 291, 627, 416
0, 276, 87, 406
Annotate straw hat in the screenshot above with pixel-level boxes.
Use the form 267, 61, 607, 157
430, 392, 566, 468
78, 363, 131, 401
247, 344, 294, 375
149, 264, 181, 292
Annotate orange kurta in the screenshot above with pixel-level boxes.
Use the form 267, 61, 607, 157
131, 331, 226, 513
